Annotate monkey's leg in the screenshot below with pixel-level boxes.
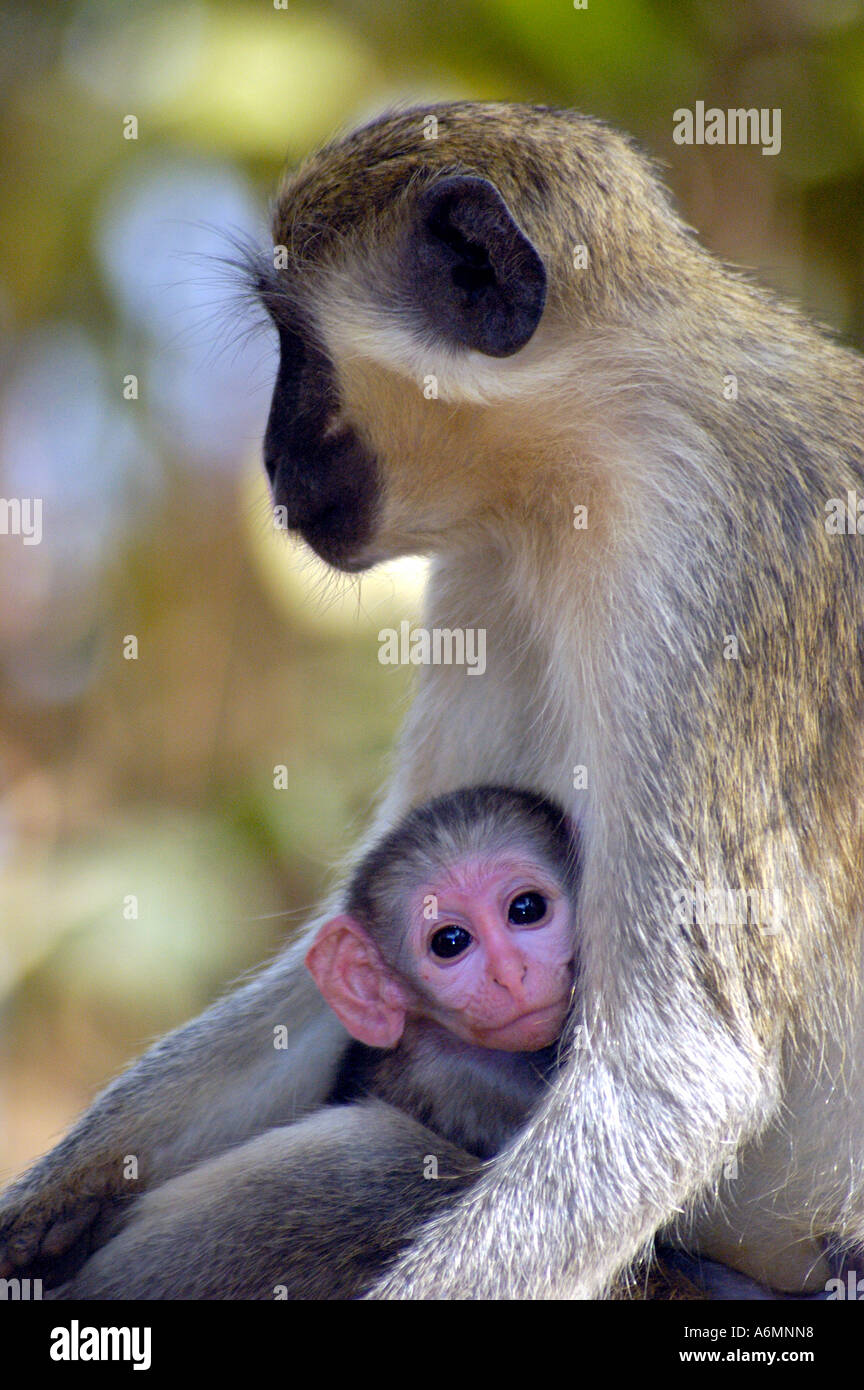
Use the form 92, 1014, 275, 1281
52, 1103, 479, 1301
0, 932, 347, 1285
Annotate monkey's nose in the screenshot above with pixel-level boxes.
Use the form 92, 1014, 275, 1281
491, 955, 529, 995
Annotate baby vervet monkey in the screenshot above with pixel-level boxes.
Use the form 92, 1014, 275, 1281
309, 786, 822, 1299
46, 785, 580, 1300
307, 784, 581, 1159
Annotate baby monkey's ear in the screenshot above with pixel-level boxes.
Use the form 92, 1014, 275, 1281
305, 915, 411, 1049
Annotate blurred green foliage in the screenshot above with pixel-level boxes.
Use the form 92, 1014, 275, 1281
1, 0, 863, 1175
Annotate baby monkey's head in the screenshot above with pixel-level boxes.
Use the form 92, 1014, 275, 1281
307, 786, 580, 1053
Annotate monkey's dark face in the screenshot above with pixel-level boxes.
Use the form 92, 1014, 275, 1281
263, 318, 382, 571
261, 146, 549, 571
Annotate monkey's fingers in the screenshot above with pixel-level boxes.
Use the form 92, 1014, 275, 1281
0, 1178, 110, 1282
0, 1176, 50, 1273
41, 1199, 102, 1258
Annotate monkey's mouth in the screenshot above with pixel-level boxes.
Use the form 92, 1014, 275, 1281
264, 340, 383, 573
295, 505, 379, 573
267, 428, 382, 574
479, 1001, 569, 1051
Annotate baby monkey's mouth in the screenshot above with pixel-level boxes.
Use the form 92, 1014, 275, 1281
479, 998, 572, 1052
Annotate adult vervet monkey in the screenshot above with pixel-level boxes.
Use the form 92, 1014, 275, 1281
2, 102, 863, 1299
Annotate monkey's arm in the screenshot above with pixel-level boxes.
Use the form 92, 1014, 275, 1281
51, 1102, 480, 1300
0, 933, 345, 1284
371, 997, 776, 1299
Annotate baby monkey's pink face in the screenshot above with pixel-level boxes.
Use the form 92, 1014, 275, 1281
306, 847, 577, 1055
405, 854, 575, 1051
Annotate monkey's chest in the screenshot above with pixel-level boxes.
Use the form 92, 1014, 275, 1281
328, 1038, 555, 1159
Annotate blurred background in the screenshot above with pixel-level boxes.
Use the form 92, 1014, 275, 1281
2, 0, 864, 1181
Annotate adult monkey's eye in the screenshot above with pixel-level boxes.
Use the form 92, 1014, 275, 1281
508, 891, 547, 925
430, 925, 473, 959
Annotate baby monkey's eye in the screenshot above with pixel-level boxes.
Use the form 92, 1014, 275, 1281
508, 891, 548, 925
429, 925, 473, 959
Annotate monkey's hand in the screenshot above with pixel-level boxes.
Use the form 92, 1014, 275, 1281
0, 1024, 226, 1285
0, 1143, 133, 1286
0, 938, 346, 1285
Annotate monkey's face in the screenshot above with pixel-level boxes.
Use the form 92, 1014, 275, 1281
260, 116, 557, 571
405, 854, 575, 1052
262, 313, 382, 571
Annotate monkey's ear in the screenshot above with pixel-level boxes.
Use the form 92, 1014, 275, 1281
406, 175, 547, 357
305, 915, 409, 1049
